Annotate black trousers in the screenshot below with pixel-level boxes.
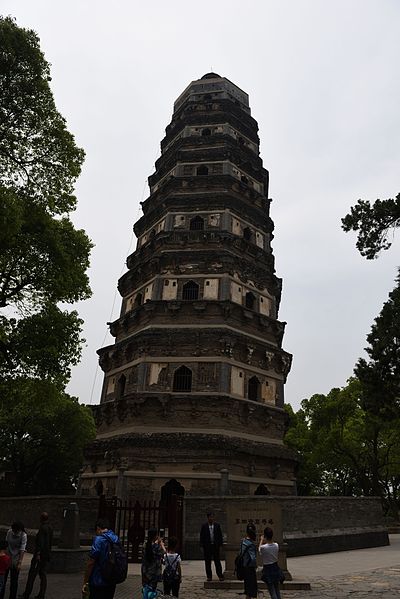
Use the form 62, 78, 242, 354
23, 555, 49, 599
163, 579, 180, 597
203, 544, 223, 579
1, 566, 20, 599
89, 585, 116, 599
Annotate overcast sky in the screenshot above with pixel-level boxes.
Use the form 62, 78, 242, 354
3, 0, 399, 410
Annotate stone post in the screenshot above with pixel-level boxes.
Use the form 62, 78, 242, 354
58, 502, 80, 549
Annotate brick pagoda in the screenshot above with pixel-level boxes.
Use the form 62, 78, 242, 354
82, 73, 298, 499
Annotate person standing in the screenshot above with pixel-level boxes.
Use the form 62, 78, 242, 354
199, 512, 224, 582
259, 527, 282, 599
141, 528, 166, 595
0, 542, 11, 598
82, 518, 121, 599
162, 536, 182, 598
239, 523, 258, 599
1, 521, 27, 599
21, 512, 53, 599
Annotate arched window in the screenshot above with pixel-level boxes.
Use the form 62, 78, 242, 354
134, 293, 143, 308
241, 175, 248, 185
248, 376, 260, 401
243, 227, 252, 241
173, 366, 192, 392
149, 228, 156, 238
117, 374, 126, 398
245, 291, 256, 310
201, 128, 211, 136
190, 216, 204, 231
182, 280, 199, 300
197, 165, 209, 176
254, 483, 271, 496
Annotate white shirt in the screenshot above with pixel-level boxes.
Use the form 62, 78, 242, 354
209, 524, 214, 543
259, 542, 279, 565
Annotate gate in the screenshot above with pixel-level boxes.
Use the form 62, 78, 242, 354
98, 494, 183, 563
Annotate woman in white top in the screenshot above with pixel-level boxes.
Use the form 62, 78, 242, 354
259, 527, 281, 599
1, 521, 27, 599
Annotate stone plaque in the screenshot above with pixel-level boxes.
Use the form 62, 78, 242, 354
226, 499, 282, 545
224, 499, 285, 577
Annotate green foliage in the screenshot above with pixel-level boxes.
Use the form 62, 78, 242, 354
342, 193, 400, 259
0, 379, 96, 494
0, 193, 91, 310
0, 16, 84, 213
0, 17, 94, 494
355, 271, 400, 418
285, 379, 400, 517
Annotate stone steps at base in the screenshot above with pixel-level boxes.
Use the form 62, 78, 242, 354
205, 579, 311, 591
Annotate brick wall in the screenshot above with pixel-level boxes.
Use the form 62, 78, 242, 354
0, 495, 98, 535
0, 494, 389, 558
183, 495, 389, 558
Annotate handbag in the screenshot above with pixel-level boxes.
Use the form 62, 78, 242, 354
278, 566, 285, 584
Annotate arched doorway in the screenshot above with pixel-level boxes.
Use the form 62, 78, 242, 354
248, 376, 260, 401
182, 280, 199, 300
173, 365, 192, 392
190, 216, 204, 231
161, 478, 185, 503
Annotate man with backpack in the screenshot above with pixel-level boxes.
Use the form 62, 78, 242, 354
82, 518, 127, 599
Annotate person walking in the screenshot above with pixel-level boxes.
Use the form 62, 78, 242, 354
239, 523, 258, 599
199, 512, 224, 582
141, 528, 166, 596
21, 512, 53, 599
1, 521, 27, 599
82, 518, 120, 599
259, 527, 282, 599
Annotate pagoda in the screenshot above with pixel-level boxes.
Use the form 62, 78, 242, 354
82, 74, 298, 499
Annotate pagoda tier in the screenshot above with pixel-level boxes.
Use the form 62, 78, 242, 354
82, 74, 298, 499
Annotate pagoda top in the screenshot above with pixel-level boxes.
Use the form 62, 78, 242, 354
173, 73, 250, 114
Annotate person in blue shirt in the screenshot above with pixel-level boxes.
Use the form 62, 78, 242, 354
82, 518, 119, 599
239, 523, 258, 599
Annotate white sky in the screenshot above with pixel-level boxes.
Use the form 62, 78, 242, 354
3, 0, 399, 410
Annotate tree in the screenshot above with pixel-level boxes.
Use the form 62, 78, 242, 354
285, 378, 400, 518
0, 17, 94, 493
0, 379, 95, 494
342, 192, 400, 259
354, 272, 400, 418
0, 15, 92, 378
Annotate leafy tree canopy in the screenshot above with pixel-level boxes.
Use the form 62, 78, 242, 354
0, 16, 92, 380
285, 379, 400, 517
342, 193, 400, 259
0, 17, 95, 494
0, 16, 84, 213
0, 379, 96, 495
355, 271, 400, 418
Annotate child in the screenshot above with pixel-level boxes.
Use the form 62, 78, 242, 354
0, 541, 11, 597
162, 536, 182, 598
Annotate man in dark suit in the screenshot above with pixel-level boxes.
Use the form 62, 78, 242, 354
199, 512, 224, 581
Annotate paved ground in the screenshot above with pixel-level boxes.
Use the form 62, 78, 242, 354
8, 535, 400, 599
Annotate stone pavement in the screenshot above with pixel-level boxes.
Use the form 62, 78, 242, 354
8, 535, 400, 599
